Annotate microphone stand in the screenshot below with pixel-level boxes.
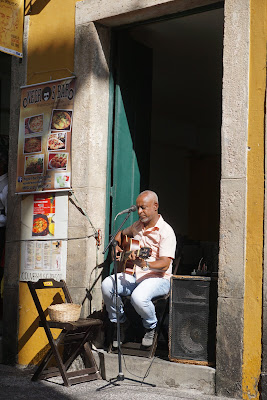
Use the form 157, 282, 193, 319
101, 211, 156, 388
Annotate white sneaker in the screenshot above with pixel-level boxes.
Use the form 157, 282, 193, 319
142, 328, 156, 347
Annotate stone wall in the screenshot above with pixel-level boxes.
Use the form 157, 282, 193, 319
71, 20, 111, 315
3, 17, 29, 364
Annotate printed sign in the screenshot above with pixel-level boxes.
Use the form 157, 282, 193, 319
32, 194, 55, 237
20, 240, 65, 282
20, 193, 68, 282
16, 77, 75, 193
0, 0, 24, 57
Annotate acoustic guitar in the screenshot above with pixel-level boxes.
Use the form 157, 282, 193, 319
117, 235, 151, 275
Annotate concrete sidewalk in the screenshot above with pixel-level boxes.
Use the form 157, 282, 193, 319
0, 363, 236, 400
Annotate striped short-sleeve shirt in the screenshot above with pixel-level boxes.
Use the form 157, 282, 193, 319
124, 215, 176, 282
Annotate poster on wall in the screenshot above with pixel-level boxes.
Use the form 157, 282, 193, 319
0, 0, 24, 58
16, 77, 75, 193
32, 194, 55, 237
23, 240, 63, 275
20, 193, 68, 282
20, 239, 67, 282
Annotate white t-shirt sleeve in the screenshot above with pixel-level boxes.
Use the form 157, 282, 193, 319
159, 226, 176, 259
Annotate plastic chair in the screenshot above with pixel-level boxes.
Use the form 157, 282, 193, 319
27, 279, 102, 386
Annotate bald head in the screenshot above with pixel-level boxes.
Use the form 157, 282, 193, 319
136, 190, 159, 227
138, 190, 159, 205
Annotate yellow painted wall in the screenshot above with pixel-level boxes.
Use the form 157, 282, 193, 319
18, 287, 64, 365
18, 0, 81, 365
26, 0, 77, 85
242, 0, 267, 398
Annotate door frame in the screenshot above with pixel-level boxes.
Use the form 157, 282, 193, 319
74, 0, 253, 397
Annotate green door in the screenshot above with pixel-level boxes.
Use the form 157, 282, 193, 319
111, 32, 152, 233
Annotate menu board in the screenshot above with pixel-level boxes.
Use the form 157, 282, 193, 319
20, 240, 65, 282
16, 77, 75, 193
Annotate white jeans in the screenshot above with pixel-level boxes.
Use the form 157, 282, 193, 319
101, 273, 170, 330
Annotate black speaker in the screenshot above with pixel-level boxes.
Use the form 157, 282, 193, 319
169, 275, 217, 365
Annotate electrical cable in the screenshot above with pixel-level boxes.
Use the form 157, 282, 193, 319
69, 191, 103, 313
5, 234, 96, 243
121, 349, 156, 383
70, 191, 100, 245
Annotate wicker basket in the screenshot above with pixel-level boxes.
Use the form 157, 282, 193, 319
48, 303, 81, 322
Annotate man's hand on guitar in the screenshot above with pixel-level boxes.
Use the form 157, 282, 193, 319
128, 251, 137, 261
115, 245, 123, 261
129, 257, 146, 268
116, 235, 152, 275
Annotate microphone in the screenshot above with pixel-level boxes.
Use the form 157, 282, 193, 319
116, 205, 137, 217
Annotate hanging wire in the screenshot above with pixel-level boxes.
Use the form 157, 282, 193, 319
122, 351, 156, 383
69, 191, 103, 314
70, 190, 101, 248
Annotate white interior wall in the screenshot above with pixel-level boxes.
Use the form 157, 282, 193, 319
130, 8, 223, 243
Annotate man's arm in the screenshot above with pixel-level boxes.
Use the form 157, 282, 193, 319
114, 230, 123, 247
114, 225, 134, 259
134, 256, 171, 271
121, 225, 134, 238
134, 225, 176, 271
114, 224, 134, 247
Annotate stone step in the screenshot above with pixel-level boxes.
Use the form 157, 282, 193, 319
92, 349, 216, 395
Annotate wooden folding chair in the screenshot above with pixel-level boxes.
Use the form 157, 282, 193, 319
27, 279, 103, 387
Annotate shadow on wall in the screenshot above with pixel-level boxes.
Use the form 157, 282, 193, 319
17, 292, 63, 364
25, 0, 51, 16
25, 0, 110, 85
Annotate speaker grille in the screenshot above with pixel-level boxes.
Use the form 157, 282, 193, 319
172, 279, 211, 305
169, 276, 217, 364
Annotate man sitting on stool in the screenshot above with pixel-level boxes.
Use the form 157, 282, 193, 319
102, 190, 176, 347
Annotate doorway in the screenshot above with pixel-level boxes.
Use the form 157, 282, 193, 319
111, 7, 223, 276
